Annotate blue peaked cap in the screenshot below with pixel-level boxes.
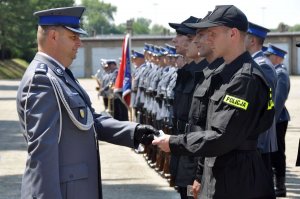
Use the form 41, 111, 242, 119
148, 44, 155, 54
160, 47, 168, 55
248, 22, 269, 39
144, 43, 150, 52
131, 50, 144, 58
262, 45, 268, 52
165, 44, 176, 56
153, 46, 162, 56
265, 44, 287, 58
34, 6, 87, 35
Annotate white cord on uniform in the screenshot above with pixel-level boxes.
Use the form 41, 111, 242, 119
23, 77, 33, 141
47, 73, 94, 131
47, 74, 63, 143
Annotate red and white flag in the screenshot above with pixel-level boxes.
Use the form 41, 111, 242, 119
114, 33, 131, 107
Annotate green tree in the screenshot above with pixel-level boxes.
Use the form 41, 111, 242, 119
288, 24, 300, 32
81, 0, 117, 35
131, 18, 151, 35
150, 24, 170, 35
0, 0, 74, 61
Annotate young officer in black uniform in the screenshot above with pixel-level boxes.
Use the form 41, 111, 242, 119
154, 5, 275, 199
169, 16, 208, 199
184, 14, 225, 197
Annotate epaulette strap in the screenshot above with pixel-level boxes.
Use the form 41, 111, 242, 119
241, 63, 252, 75
35, 63, 48, 74
252, 66, 269, 87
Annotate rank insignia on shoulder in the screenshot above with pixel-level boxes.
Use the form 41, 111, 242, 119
35, 63, 48, 74
80, 109, 85, 118
223, 94, 249, 110
54, 67, 64, 76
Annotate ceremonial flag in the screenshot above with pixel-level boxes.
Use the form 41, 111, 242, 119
114, 33, 131, 107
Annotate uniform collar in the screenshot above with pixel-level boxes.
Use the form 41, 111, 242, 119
37, 52, 66, 70
251, 50, 263, 59
203, 58, 224, 78
275, 63, 285, 70
220, 51, 253, 80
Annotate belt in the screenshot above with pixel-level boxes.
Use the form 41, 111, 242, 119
236, 140, 257, 151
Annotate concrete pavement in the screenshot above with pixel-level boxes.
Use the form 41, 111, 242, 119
0, 77, 299, 198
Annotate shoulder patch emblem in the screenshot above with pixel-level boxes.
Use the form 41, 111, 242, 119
223, 94, 249, 110
35, 63, 48, 74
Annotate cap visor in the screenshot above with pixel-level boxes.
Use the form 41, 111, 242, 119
176, 27, 196, 35
65, 26, 88, 35
264, 51, 272, 55
168, 23, 180, 30
296, 42, 300, 47
184, 21, 220, 29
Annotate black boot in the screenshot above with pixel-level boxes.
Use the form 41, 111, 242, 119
275, 177, 286, 197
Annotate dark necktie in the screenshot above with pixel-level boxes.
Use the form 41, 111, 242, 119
65, 68, 76, 82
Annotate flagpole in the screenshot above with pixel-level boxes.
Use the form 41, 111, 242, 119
128, 33, 133, 122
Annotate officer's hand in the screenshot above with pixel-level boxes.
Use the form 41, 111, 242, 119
152, 134, 171, 152
135, 124, 159, 145
192, 179, 201, 199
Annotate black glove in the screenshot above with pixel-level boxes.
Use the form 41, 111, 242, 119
134, 124, 160, 145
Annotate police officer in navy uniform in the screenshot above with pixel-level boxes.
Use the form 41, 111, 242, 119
16, 6, 158, 199
98, 59, 111, 111
130, 50, 146, 122
245, 22, 278, 181
169, 16, 208, 199
265, 44, 290, 197
154, 5, 276, 199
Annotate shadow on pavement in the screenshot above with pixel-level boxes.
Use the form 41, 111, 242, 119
0, 174, 22, 199
0, 120, 26, 151
286, 166, 300, 197
0, 85, 19, 91
0, 97, 16, 101
102, 183, 178, 199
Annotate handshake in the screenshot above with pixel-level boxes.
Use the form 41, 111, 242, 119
134, 124, 171, 152
134, 124, 160, 145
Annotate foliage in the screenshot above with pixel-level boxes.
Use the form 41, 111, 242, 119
150, 24, 170, 35
132, 18, 151, 35
0, 0, 75, 61
81, 0, 118, 35
288, 24, 300, 32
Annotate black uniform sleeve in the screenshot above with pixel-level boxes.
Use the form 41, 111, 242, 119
169, 74, 269, 157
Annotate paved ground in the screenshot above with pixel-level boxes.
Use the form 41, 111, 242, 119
0, 77, 299, 199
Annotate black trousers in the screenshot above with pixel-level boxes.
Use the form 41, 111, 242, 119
103, 97, 108, 110
178, 186, 193, 199
113, 98, 128, 121
271, 121, 288, 177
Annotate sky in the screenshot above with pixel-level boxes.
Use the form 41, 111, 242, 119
75, 0, 299, 30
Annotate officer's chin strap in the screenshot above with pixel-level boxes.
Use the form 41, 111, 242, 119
47, 73, 94, 133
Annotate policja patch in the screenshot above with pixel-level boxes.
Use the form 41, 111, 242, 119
223, 94, 249, 110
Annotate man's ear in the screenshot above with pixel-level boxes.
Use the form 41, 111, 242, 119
48, 29, 58, 42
